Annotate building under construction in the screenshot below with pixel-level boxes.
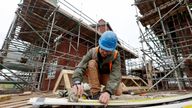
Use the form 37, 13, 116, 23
0, 0, 138, 93
1, 0, 192, 107
135, 0, 192, 90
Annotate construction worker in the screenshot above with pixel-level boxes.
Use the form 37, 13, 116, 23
72, 31, 122, 104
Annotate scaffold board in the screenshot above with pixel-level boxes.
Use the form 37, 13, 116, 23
29, 93, 192, 107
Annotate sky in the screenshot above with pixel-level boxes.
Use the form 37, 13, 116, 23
0, 0, 142, 51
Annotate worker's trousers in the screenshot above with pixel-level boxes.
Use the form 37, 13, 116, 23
84, 60, 122, 96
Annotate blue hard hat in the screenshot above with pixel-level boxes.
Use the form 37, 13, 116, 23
99, 31, 118, 51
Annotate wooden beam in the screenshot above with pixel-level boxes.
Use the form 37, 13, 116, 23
63, 73, 71, 89
52, 69, 74, 94
29, 93, 192, 106
123, 86, 149, 91
52, 70, 64, 93
0, 95, 11, 102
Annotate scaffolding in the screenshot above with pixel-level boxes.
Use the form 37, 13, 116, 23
134, 0, 192, 90
0, 0, 138, 93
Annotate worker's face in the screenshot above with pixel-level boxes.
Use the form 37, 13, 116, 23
99, 48, 113, 58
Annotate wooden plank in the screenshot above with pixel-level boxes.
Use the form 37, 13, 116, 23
63, 73, 71, 90
123, 86, 149, 91
122, 75, 149, 92
0, 96, 29, 105
53, 70, 64, 93
61, 69, 74, 74
122, 76, 141, 80
19, 91, 32, 96
0, 95, 11, 102
53, 69, 74, 93
19, 106, 32, 108
0, 98, 27, 106
145, 100, 192, 108
7, 103, 31, 108
0, 92, 54, 108
29, 93, 192, 107
0, 100, 28, 107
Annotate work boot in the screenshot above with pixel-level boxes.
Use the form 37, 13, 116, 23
57, 90, 68, 97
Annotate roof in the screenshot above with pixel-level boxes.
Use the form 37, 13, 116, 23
16, 0, 138, 59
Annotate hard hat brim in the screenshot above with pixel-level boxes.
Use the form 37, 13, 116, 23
99, 40, 115, 51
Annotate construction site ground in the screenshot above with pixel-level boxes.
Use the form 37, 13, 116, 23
0, 90, 192, 108
0, 92, 54, 108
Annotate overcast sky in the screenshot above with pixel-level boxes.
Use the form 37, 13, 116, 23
0, 0, 142, 51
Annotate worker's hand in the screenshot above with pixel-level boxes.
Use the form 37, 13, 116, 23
72, 84, 84, 97
99, 92, 110, 105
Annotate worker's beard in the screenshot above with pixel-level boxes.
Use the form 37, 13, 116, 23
99, 48, 112, 58
100, 53, 108, 58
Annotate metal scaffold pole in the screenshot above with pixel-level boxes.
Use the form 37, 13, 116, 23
38, 7, 57, 90
134, 0, 192, 90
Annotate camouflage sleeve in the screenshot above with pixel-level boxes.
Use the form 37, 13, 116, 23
105, 52, 121, 94
72, 48, 93, 83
